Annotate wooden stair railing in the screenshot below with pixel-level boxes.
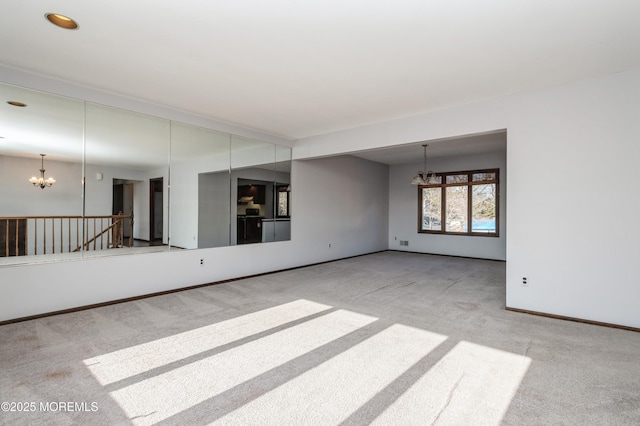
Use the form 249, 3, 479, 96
0, 213, 133, 257
74, 213, 132, 252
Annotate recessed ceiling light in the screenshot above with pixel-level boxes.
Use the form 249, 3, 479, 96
7, 101, 27, 107
45, 13, 79, 30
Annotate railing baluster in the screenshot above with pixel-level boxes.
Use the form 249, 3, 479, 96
4, 220, 8, 257
14, 219, 19, 256
1, 215, 134, 257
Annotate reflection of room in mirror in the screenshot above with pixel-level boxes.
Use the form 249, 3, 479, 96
0, 81, 292, 266
232, 142, 291, 245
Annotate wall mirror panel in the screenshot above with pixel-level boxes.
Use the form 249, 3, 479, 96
231, 136, 292, 245
0, 81, 292, 266
84, 102, 171, 254
231, 135, 276, 245
170, 122, 231, 249
273, 144, 292, 242
0, 83, 84, 262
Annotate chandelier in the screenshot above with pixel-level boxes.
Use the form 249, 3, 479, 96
410, 144, 438, 185
29, 154, 56, 189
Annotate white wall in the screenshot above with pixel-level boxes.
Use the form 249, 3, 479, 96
291, 156, 389, 263
0, 154, 157, 226
3, 66, 639, 328
389, 149, 507, 260
198, 171, 231, 248
505, 70, 640, 328
0, 155, 84, 216
293, 68, 640, 329
0, 155, 389, 321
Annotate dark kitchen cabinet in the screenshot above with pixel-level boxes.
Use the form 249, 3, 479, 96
238, 185, 266, 205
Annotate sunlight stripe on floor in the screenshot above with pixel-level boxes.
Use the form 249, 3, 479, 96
110, 309, 377, 425
84, 299, 331, 385
372, 341, 532, 425
214, 323, 447, 425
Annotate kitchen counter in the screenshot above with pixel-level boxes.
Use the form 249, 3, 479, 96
261, 218, 291, 242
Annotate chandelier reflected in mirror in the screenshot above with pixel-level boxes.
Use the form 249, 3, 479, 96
29, 154, 56, 189
410, 144, 438, 185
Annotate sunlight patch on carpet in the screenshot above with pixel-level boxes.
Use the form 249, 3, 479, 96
215, 323, 447, 425
108, 308, 377, 425
84, 299, 331, 385
372, 341, 532, 425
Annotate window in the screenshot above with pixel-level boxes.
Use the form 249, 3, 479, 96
276, 186, 290, 217
419, 169, 498, 236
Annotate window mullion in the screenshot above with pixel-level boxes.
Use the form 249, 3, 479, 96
467, 172, 472, 234
441, 185, 446, 233
467, 182, 473, 234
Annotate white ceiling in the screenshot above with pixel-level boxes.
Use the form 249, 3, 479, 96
1, 1, 639, 142
352, 131, 506, 165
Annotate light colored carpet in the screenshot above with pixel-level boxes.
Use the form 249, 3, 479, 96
1, 251, 638, 425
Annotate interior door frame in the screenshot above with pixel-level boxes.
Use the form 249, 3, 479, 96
149, 177, 163, 242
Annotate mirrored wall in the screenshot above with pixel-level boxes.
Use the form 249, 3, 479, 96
0, 82, 291, 265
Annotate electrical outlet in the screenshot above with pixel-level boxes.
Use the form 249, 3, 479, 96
200, 258, 204, 266
328, 243, 331, 248
522, 277, 528, 287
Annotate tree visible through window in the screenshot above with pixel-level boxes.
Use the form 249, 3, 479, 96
419, 169, 498, 236
276, 186, 290, 217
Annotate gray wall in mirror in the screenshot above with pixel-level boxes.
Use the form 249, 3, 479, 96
0, 82, 291, 265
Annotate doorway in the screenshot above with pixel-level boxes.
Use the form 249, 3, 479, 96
150, 177, 163, 243
113, 179, 135, 239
